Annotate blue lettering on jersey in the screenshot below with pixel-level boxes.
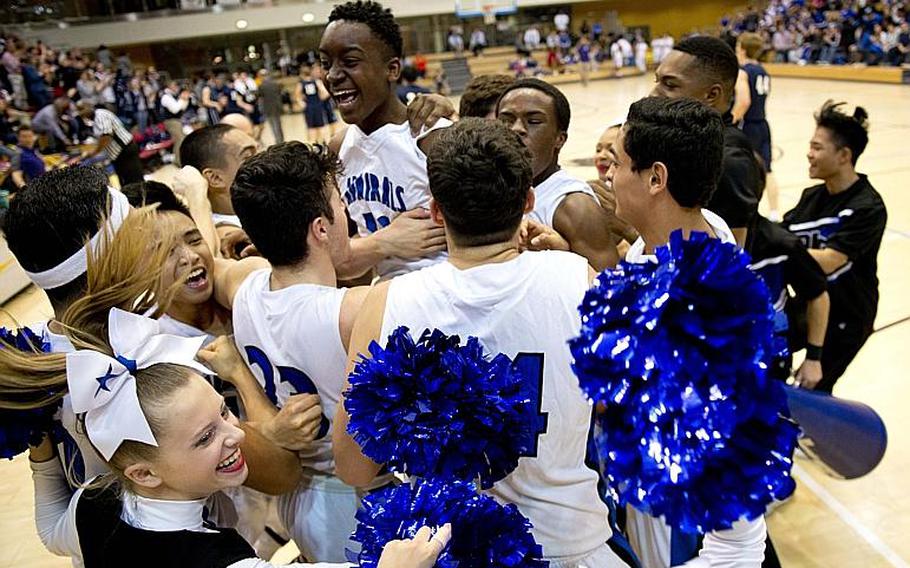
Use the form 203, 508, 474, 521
243, 345, 330, 439
344, 172, 407, 213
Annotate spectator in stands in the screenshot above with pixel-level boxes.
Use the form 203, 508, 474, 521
783, 101, 887, 393
396, 66, 430, 105
31, 97, 76, 151
575, 36, 593, 86
413, 52, 428, 78
554, 10, 570, 33
634, 33, 649, 72
76, 100, 145, 186
617, 35, 633, 66
76, 69, 100, 106
96, 44, 112, 68
125, 76, 152, 132
447, 27, 465, 56
159, 79, 191, 158
772, 26, 795, 62
889, 21, 910, 65
9, 126, 46, 189
459, 74, 514, 119
546, 29, 560, 52
470, 28, 488, 57
524, 26, 542, 50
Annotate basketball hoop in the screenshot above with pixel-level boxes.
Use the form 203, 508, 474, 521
483, 4, 496, 24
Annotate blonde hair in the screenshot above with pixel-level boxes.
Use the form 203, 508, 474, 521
738, 32, 764, 60
0, 206, 181, 410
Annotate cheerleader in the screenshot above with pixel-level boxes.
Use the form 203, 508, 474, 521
27, 308, 449, 568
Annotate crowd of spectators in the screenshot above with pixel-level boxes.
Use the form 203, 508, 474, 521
724, 0, 910, 66
0, 33, 283, 194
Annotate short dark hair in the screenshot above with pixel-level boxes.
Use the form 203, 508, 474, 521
328, 1, 403, 59
178, 124, 234, 171
815, 100, 869, 165
623, 96, 724, 208
1, 166, 110, 310
400, 65, 419, 83
460, 74, 515, 118
426, 118, 532, 246
674, 36, 740, 100
16, 125, 34, 134
497, 78, 571, 132
231, 142, 340, 267
121, 180, 192, 219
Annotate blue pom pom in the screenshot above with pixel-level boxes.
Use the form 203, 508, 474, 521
345, 327, 546, 488
349, 478, 547, 568
570, 231, 798, 533
0, 327, 64, 460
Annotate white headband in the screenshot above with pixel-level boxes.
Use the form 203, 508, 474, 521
24, 187, 132, 290
66, 308, 212, 461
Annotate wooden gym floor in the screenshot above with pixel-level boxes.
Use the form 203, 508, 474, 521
1, 74, 908, 567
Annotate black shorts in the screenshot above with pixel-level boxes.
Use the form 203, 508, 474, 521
304, 105, 327, 128
743, 120, 772, 172
323, 100, 338, 124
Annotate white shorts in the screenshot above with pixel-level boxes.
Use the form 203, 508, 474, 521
548, 542, 631, 568
278, 471, 360, 563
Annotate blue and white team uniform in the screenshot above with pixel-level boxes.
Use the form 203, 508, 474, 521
741, 62, 772, 172
623, 209, 768, 568
231, 269, 363, 562
527, 168, 598, 229
338, 119, 451, 279
379, 250, 630, 568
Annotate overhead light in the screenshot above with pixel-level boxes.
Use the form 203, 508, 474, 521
302, 12, 315, 22
235, 18, 249, 29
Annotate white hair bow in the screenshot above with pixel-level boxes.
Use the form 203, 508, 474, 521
66, 308, 212, 461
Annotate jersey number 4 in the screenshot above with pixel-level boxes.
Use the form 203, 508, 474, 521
513, 352, 550, 458
244, 345, 330, 439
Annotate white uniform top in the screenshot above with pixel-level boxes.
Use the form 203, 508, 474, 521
624, 209, 768, 568
212, 213, 242, 228
231, 269, 347, 474
338, 120, 451, 279
527, 169, 598, 229
157, 314, 217, 346
380, 251, 617, 561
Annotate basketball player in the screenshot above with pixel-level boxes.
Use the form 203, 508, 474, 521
732, 32, 781, 221
321, 0, 455, 280
783, 101, 886, 393
652, 36, 764, 246
296, 65, 332, 143
496, 78, 619, 270
227, 141, 374, 562
605, 96, 766, 567
333, 118, 631, 568
0, 169, 302, 558
459, 74, 514, 119
178, 124, 258, 258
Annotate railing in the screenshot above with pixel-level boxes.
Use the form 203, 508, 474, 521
2, 0, 316, 27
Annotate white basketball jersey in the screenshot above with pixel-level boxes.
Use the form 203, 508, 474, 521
380, 251, 615, 560
231, 269, 348, 473
338, 120, 450, 279
528, 169, 598, 228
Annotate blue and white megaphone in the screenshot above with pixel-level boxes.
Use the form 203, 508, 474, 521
784, 386, 887, 479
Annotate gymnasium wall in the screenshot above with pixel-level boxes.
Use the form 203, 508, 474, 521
573, 0, 748, 39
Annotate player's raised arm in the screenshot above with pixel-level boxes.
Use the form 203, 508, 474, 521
333, 281, 391, 487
